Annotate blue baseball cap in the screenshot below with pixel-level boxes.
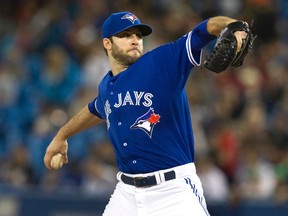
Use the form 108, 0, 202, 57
102, 12, 152, 38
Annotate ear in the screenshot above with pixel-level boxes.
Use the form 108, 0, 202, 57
103, 38, 112, 51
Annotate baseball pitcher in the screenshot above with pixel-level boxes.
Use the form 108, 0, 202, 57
44, 11, 254, 216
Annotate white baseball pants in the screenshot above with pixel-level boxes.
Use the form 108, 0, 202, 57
103, 163, 210, 216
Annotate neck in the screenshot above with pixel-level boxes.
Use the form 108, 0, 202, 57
109, 58, 129, 76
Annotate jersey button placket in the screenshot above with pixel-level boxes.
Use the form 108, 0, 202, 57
109, 80, 114, 96
117, 119, 126, 148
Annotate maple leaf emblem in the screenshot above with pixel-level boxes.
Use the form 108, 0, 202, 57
130, 108, 161, 138
148, 114, 160, 124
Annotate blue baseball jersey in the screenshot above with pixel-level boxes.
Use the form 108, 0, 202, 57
88, 20, 216, 174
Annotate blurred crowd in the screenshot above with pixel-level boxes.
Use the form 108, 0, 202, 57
0, 0, 287, 207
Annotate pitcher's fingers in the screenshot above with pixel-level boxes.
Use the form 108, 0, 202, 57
236, 32, 247, 52
236, 39, 242, 52
62, 153, 69, 164
44, 153, 53, 169
44, 146, 56, 169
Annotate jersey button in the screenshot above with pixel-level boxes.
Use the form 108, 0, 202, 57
123, 142, 127, 147
109, 81, 113, 85
110, 91, 114, 96
118, 122, 122, 126
132, 160, 137, 164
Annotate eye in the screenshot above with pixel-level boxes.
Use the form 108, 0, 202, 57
136, 33, 143, 39
123, 33, 130, 38
114, 32, 130, 38
115, 31, 142, 39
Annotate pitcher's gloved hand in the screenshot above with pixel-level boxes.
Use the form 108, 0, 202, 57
204, 20, 256, 73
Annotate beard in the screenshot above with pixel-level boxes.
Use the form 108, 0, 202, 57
111, 43, 142, 66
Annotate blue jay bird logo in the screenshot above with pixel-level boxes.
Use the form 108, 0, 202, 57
130, 108, 160, 138
121, 13, 138, 24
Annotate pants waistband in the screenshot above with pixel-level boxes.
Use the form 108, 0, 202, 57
117, 163, 196, 188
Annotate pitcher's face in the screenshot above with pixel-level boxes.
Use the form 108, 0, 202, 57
109, 27, 144, 65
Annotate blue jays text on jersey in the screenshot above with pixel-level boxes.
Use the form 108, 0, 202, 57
88, 19, 216, 174
114, 91, 153, 108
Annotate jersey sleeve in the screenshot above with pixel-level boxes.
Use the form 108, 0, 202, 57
145, 19, 216, 91
186, 19, 217, 66
88, 97, 103, 119
190, 19, 217, 52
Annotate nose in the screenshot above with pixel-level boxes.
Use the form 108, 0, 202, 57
131, 34, 139, 45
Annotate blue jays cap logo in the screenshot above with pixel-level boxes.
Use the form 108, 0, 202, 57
130, 108, 160, 138
121, 13, 138, 24
102, 11, 152, 38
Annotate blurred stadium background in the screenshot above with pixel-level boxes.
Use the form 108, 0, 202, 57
0, 0, 287, 215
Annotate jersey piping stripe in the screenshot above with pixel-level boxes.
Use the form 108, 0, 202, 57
184, 177, 211, 216
94, 98, 101, 116
186, 31, 202, 67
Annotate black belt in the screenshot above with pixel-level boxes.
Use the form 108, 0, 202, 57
121, 170, 176, 188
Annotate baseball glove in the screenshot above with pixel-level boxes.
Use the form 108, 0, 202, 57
203, 20, 256, 73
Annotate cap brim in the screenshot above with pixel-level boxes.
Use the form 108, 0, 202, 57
112, 24, 152, 37
135, 24, 152, 36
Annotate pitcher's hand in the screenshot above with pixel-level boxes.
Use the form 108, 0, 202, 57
44, 138, 68, 169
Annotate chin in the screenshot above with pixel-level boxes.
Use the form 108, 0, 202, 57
128, 57, 140, 65
129, 52, 141, 57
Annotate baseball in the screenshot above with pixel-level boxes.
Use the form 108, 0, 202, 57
50, 153, 64, 169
